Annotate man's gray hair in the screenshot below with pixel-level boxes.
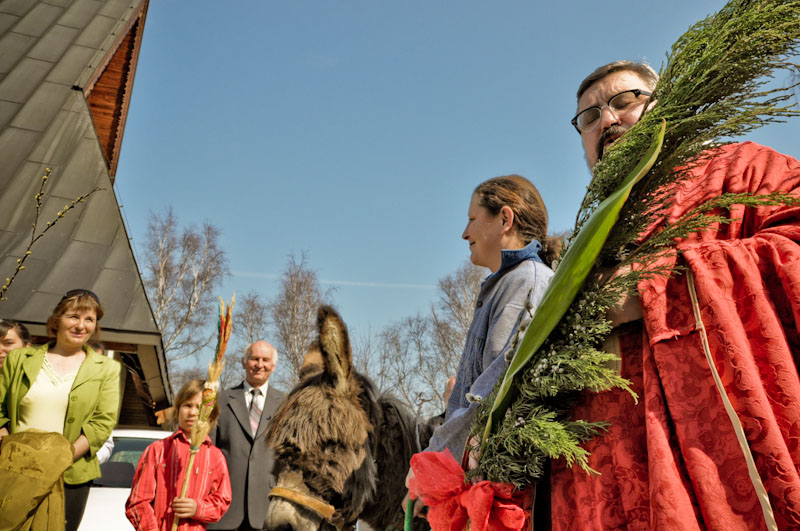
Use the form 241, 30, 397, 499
577, 60, 659, 101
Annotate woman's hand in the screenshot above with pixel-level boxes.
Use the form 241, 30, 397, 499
402, 467, 426, 518
465, 436, 484, 484
72, 434, 89, 461
172, 497, 198, 518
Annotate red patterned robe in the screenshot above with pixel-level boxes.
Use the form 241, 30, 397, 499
550, 142, 800, 530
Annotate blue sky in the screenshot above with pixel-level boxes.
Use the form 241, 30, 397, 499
115, 1, 800, 353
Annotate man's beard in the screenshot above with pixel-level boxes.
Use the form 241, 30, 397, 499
596, 125, 628, 162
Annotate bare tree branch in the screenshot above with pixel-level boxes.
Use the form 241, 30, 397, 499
142, 207, 229, 377
351, 329, 375, 378
366, 260, 484, 418
219, 290, 272, 388
268, 252, 334, 389
1, 168, 101, 301
169, 365, 208, 398
235, 290, 271, 346
430, 260, 485, 378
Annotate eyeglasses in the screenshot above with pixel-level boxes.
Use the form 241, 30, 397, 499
571, 89, 652, 133
61, 289, 101, 305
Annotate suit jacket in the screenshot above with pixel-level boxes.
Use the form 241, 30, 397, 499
0, 343, 121, 485
209, 381, 284, 530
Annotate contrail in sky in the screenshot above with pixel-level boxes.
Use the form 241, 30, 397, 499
233, 271, 280, 280
233, 271, 435, 290
320, 279, 435, 289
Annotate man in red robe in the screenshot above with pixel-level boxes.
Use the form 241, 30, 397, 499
550, 60, 800, 530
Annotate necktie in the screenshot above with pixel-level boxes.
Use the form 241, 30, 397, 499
249, 388, 262, 435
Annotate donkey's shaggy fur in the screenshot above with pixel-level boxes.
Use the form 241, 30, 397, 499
265, 306, 432, 530
267, 372, 372, 499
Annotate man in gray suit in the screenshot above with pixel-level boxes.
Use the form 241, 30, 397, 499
210, 341, 285, 531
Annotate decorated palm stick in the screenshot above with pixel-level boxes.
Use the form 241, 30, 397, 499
171, 294, 235, 531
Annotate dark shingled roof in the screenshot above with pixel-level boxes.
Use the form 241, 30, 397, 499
0, 0, 171, 413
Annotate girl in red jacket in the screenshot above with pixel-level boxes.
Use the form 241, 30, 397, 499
126, 380, 232, 531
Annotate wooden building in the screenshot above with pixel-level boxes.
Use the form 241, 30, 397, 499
0, 0, 170, 427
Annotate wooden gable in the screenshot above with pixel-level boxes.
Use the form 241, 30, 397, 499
85, 1, 147, 180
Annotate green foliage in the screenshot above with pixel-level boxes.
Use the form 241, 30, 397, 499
470, 0, 800, 489
472, 404, 607, 485
584, 0, 800, 263
631, 193, 800, 263
481, 121, 664, 447
471, 275, 636, 486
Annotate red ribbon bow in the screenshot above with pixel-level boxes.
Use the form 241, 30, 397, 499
407, 450, 530, 531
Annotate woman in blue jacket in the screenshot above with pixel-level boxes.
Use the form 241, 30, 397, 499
425, 175, 557, 462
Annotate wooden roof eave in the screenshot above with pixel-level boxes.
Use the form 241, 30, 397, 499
79, 0, 150, 181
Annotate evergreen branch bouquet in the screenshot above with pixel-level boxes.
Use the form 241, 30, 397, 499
470, 0, 800, 489
171, 295, 235, 531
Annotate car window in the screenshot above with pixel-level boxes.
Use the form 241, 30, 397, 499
94, 436, 159, 488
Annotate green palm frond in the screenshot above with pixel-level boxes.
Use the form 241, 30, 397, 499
481, 120, 665, 448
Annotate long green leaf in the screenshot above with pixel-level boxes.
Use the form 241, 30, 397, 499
482, 120, 666, 445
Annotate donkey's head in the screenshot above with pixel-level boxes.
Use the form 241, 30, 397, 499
264, 306, 378, 530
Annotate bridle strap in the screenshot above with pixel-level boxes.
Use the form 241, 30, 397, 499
268, 486, 337, 521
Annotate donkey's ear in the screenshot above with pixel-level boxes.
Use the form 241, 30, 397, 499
317, 305, 353, 393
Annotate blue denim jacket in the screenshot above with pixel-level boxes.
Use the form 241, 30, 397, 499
426, 240, 554, 459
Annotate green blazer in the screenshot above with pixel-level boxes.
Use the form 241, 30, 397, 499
0, 342, 121, 484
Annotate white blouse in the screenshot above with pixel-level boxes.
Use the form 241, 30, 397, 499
18, 356, 78, 434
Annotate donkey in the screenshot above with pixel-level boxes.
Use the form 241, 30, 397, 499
264, 305, 433, 530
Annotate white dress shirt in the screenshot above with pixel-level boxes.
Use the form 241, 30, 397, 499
243, 380, 269, 411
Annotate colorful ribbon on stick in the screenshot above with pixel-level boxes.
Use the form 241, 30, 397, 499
171, 294, 235, 531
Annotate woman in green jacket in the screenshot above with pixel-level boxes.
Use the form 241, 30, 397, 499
0, 289, 121, 531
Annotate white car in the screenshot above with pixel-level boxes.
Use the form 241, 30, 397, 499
79, 428, 169, 531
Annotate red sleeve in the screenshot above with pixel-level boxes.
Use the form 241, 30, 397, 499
642, 142, 800, 343
192, 446, 232, 523
125, 442, 161, 531
639, 142, 800, 528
